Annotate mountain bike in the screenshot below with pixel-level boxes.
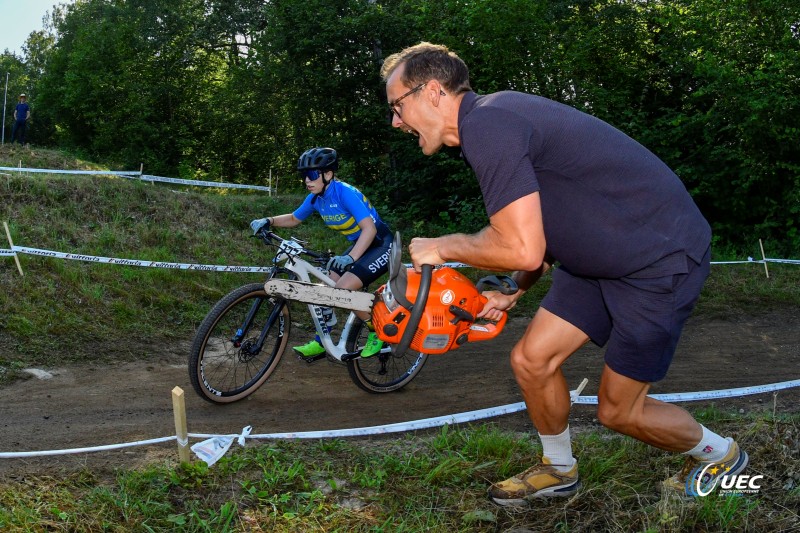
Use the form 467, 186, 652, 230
188, 229, 428, 404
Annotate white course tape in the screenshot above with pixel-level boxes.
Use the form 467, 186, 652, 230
426, 258, 797, 269
3, 244, 799, 272
630, 379, 800, 404
767, 258, 800, 264
188, 378, 800, 442
1, 166, 272, 192
0, 436, 176, 458
0, 167, 140, 176
10, 245, 272, 273
138, 174, 272, 192
1, 379, 798, 459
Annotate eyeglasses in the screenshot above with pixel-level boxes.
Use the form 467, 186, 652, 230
388, 82, 427, 119
301, 169, 324, 181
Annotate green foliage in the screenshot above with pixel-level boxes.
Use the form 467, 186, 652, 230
12, 0, 799, 252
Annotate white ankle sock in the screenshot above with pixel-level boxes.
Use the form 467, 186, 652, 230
539, 426, 576, 472
684, 425, 731, 462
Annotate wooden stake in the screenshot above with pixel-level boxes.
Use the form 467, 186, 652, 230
171, 386, 191, 463
3, 221, 23, 276
759, 238, 770, 279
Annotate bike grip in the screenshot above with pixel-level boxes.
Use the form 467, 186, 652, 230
467, 311, 507, 342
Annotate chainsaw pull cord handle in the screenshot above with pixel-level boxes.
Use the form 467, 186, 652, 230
391, 263, 433, 357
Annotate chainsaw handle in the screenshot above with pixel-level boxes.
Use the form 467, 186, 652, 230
467, 311, 508, 342
476, 275, 519, 295
391, 264, 433, 357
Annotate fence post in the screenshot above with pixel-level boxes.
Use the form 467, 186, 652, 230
759, 239, 770, 279
171, 386, 191, 463
3, 221, 23, 276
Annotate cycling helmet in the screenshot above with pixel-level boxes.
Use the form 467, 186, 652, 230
297, 147, 339, 172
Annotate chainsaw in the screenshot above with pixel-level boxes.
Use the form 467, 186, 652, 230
264, 232, 518, 357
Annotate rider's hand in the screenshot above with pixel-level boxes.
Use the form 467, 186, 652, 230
477, 290, 519, 321
250, 217, 270, 235
327, 254, 354, 272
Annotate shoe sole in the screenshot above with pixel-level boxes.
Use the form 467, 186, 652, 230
490, 480, 581, 507
726, 449, 749, 478
293, 350, 326, 363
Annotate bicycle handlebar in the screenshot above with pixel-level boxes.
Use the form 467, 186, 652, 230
254, 228, 330, 265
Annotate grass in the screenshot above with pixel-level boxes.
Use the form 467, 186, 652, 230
1, 146, 327, 371
0, 414, 797, 532
1, 146, 799, 531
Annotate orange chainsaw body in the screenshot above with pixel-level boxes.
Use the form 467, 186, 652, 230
371, 266, 506, 354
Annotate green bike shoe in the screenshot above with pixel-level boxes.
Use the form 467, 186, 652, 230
293, 339, 326, 358
360, 332, 384, 358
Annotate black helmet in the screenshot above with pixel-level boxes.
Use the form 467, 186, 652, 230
297, 147, 338, 172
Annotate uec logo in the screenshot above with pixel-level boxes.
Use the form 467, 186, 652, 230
686, 464, 763, 496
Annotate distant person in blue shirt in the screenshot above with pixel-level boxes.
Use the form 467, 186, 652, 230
11, 94, 30, 146
250, 147, 392, 359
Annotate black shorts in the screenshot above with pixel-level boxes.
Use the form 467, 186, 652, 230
329, 233, 392, 287
540, 247, 711, 383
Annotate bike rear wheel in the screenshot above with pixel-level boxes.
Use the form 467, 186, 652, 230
189, 283, 290, 403
345, 320, 428, 393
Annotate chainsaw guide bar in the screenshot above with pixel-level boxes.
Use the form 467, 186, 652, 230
264, 279, 375, 313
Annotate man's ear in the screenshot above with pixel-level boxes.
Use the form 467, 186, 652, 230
428, 79, 445, 107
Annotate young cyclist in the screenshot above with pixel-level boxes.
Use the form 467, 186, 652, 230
250, 147, 392, 359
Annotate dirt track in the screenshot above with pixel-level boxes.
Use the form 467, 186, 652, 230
1, 311, 798, 476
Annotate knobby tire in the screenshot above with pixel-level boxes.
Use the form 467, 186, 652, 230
189, 283, 290, 403
345, 320, 428, 393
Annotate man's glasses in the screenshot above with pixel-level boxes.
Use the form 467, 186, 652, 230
388, 82, 427, 119
301, 169, 323, 181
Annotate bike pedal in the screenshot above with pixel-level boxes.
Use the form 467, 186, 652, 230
296, 353, 326, 364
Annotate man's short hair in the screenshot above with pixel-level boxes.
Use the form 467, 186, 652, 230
381, 42, 471, 95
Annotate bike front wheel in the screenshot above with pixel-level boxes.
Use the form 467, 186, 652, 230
345, 320, 428, 393
189, 283, 290, 403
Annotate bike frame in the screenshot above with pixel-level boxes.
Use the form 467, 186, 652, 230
267, 235, 369, 362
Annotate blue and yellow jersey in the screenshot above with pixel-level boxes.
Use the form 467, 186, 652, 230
293, 180, 389, 241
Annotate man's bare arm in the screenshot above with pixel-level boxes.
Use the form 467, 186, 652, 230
409, 192, 546, 271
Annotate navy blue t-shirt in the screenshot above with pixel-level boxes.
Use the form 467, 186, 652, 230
457, 91, 711, 279
15, 102, 30, 122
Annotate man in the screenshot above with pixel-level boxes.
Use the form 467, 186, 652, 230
11, 94, 31, 146
381, 42, 747, 506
